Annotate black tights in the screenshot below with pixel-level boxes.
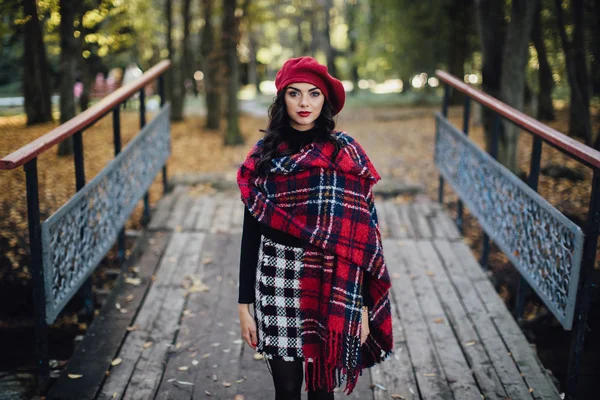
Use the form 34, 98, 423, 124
267, 357, 334, 400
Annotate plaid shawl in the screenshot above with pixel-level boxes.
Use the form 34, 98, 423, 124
237, 131, 393, 394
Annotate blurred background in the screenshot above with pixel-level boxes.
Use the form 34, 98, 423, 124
0, 0, 599, 398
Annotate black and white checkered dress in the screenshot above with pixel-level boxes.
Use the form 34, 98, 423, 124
254, 234, 306, 361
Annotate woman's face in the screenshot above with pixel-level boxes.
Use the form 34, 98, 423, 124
284, 82, 325, 131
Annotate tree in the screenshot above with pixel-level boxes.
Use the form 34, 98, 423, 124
532, 1, 555, 121
57, 0, 79, 156
22, 0, 53, 125
446, 0, 473, 105
202, 0, 222, 130
555, 0, 592, 144
498, 0, 539, 173
222, 0, 245, 145
165, 0, 186, 121
475, 0, 538, 174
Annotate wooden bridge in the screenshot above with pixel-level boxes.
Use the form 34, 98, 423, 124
3, 60, 596, 399
46, 186, 559, 400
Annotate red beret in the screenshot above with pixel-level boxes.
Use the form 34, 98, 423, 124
275, 56, 346, 116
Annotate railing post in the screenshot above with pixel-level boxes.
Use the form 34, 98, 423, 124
566, 169, 600, 400
113, 107, 126, 267
438, 84, 450, 204
73, 131, 95, 321
140, 88, 150, 225
24, 158, 49, 392
158, 75, 168, 193
456, 96, 471, 233
515, 136, 543, 321
480, 114, 501, 270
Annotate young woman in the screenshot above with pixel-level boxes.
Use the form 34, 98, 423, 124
236, 57, 393, 400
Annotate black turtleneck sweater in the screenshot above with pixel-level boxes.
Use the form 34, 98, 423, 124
237, 125, 373, 307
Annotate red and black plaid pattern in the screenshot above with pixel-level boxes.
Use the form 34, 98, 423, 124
237, 132, 393, 394
254, 235, 304, 360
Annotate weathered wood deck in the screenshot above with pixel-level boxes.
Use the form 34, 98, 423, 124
47, 184, 560, 400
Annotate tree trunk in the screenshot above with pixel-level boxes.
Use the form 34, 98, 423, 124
202, 0, 221, 130
499, 0, 539, 174
555, 0, 592, 144
590, 0, 600, 97
57, 0, 78, 156
475, 0, 505, 154
346, 0, 360, 94
222, 0, 243, 146
22, 0, 52, 125
248, 29, 260, 93
167, 0, 185, 121
532, 2, 555, 121
447, 0, 472, 105
323, 0, 337, 77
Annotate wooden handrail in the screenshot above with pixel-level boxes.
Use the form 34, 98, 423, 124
0, 60, 171, 171
436, 70, 600, 170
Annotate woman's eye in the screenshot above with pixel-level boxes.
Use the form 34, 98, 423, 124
311, 92, 320, 97
289, 91, 298, 97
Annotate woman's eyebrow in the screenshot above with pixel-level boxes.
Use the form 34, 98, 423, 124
288, 86, 320, 92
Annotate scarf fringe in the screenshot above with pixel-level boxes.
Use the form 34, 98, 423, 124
303, 330, 364, 394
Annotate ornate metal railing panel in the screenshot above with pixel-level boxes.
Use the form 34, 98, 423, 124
434, 112, 584, 329
41, 105, 171, 323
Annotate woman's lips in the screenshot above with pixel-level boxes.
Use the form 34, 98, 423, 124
298, 111, 311, 117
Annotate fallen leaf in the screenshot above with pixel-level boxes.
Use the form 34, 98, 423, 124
236, 378, 245, 383
126, 325, 138, 332
112, 392, 118, 399
253, 353, 264, 360
391, 273, 401, 279
222, 381, 232, 387
167, 378, 176, 382
223, 348, 231, 353
175, 380, 194, 386
143, 341, 153, 349
125, 294, 134, 302
425, 270, 435, 277
433, 318, 444, 323
202, 353, 211, 358
192, 359, 199, 366
423, 373, 436, 377
211, 342, 220, 347
111, 358, 122, 367
465, 340, 476, 346
125, 277, 142, 286
391, 395, 405, 399
175, 225, 183, 232
131, 266, 140, 273
202, 257, 213, 265
234, 395, 245, 400
529, 388, 534, 393
115, 302, 121, 310
212, 374, 218, 381
68, 374, 83, 379
178, 366, 189, 371
120, 308, 128, 313
232, 339, 243, 344
205, 391, 212, 396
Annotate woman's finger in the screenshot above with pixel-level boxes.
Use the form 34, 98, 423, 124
249, 329, 257, 348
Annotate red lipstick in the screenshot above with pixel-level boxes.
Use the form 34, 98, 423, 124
298, 111, 311, 117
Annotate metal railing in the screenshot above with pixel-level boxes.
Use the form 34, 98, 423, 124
435, 70, 599, 400
0, 60, 172, 390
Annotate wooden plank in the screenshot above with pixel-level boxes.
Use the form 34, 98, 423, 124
397, 204, 417, 239
46, 232, 171, 400
450, 242, 561, 400
148, 186, 185, 230
210, 195, 236, 234
383, 238, 453, 400
416, 240, 509, 400
408, 203, 432, 239
230, 200, 245, 234
370, 241, 419, 400
194, 193, 218, 232
181, 196, 205, 232
413, 201, 443, 239
383, 201, 408, 239
167, 190, 195, 231
375, 200, 390, 239
428, 202, 461, 241
98, 232, 190, 399
123, 232, 207, 400
432, 239, 534, 399
399, 240, 481, 399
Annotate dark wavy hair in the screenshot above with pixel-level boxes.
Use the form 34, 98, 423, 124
254, 88, 341, 176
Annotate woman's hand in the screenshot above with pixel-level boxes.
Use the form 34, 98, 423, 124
238, 304, 258, 350
360, 306, 370, 345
